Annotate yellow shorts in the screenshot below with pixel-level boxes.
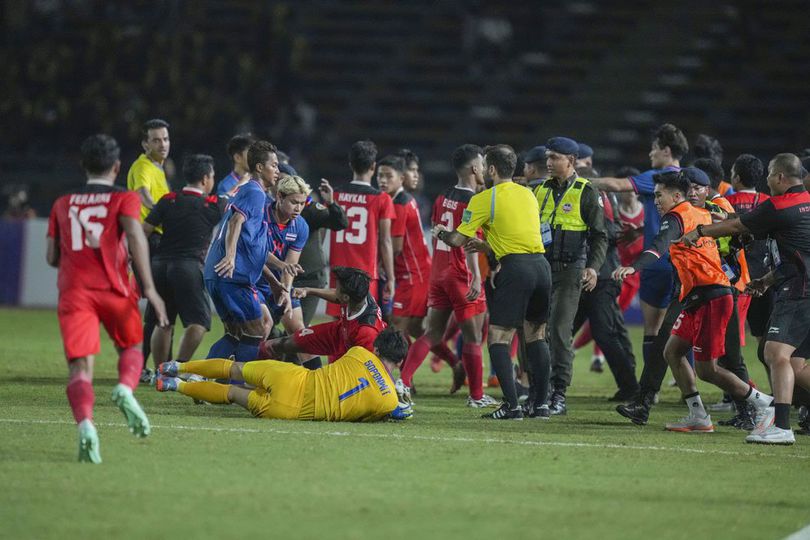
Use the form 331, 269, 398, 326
242, 360, 315, 420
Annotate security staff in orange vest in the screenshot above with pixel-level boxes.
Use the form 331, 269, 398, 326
613, 169, 773, 434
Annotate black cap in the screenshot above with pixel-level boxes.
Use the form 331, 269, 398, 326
523, 145, 547, 164
546, 137, 579, 157
577, 143, 593, 159
681, 166, 710, 186
278, 163, 298, 176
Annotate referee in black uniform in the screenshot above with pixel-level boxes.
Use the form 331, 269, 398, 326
143, 154, 223, 369
433, 145, 552, 420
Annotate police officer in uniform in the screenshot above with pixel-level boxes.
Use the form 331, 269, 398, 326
522, 145, 547, 190
534, 137, 608, 414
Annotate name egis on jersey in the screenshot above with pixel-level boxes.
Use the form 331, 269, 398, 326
338, 192, 368, 204
442, 198, 459, 210
69, 193, 112, 205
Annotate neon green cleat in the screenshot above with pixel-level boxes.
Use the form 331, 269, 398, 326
77, 420, 102, 464
111, 384, 151, 438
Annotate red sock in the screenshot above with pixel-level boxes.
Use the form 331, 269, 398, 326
573, 321, 593, 350
66, 372, 94, 424
430, 342, 458, 367
594, 344, 602, 357
510, 335, 519, 358
462, 343, 484, 400
118, 347, 143, 390
399, 335, 432, 387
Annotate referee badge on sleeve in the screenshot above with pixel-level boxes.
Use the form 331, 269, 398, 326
462, 209, 472, 223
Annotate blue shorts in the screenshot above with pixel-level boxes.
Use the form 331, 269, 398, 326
256, 281, 302, 322
206, 279, 263, 323
639, 266, 674, 309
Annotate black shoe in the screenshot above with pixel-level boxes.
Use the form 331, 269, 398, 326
797, 406, 809, 435
449, 362, 466, 395
616, 393, 653, 425
549, 390, 566, 415
719, 402, 755, 431
483, 403, 524, 420
527, 404, 551, 420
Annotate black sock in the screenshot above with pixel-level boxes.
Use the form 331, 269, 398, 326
774, 403, 791, 430
489, 343, 518, 408
525, 339, 550, 407
303, 357, 322, 370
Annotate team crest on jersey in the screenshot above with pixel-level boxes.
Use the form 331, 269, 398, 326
562, 203, 573, 213
285, 232, 298, 242
315, 203, 326, 210
462, 209, 472, 223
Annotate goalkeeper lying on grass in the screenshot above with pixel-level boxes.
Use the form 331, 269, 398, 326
156, 328, 413, 421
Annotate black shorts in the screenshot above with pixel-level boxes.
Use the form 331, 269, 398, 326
765, 296, 810, 358
747, 288, 774, 338
152, 258, 212, 330
489, 253, 551, 328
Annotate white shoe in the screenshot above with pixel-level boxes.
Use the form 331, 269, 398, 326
750, 406, 775, 435
395, 379, 413, 406
467, 394, 499, 408
745, 425, 795, 445
665, 414, 714, 433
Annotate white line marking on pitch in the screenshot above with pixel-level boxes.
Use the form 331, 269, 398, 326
1, 417, 808, 460
783, 523, 810, 540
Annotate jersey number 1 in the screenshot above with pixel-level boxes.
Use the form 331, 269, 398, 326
338, 377, 370, 401
68, 205, 108, 251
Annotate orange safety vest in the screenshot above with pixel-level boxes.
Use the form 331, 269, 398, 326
668, 201, 730, 300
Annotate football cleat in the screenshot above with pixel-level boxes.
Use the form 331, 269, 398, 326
616, 392, 654, 426
158, 361, 180, 377
665, 414, 714, 433
548, 390, 567, 415
77, 420, 102, 464
450, 363, 467, 395
389, 403, 413, 421
155, 376, 179, 392
527, 404, 551, 420
139, 368, 155, 385
395, 378, 413, 406
797, 406, 809, 435
750, 405, 775, 435
467, 394, 499, 408
111, 384, 151, 438
589, 355, 605, 373
745, 425, 795, 445
482, 403, 524, 420
718, 403, 755, 431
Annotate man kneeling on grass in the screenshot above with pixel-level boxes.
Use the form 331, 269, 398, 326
156, 328, 413, 422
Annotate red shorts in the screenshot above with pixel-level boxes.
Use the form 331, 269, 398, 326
325, 277, 379, 318
292, 320, 380, 357
428, 274, 487, 322
57, 287, 143, 360
671, 294, 733, 361
393, 278, 429, 318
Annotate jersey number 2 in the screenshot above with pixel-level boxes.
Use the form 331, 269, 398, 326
435, 211, 454, 252
334, 207, 368, 245
338, 377, 370, 401
68, 205, 108, 251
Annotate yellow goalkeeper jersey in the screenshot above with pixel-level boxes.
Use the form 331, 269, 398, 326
311, 346, 399, 422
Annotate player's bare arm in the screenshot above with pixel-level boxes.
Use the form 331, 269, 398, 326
46, 236, 60, 267
293, 287, 341, 303
379, 217, 395, 299
432, 224, 470, 248
214, 211, 245, 278
266, 252, 304, 277
677, 216, 749, 247
120, 215, 169, 327
464, 249, 482, 301
589, 176, 635, 193
142, 221, 156, 236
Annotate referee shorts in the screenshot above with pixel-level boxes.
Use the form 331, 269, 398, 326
153, 258, 211, 330
488, 253, 551, 329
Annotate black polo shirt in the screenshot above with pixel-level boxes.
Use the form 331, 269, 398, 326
145, 187, 223, 261
740, 185, 810, 298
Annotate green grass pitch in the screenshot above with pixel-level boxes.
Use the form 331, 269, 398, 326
1, 307, 808, 540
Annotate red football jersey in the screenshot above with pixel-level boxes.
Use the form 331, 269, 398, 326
617, 202, 645, 267
340, 293, 387, 349
391, 189, 431, 283
724, 189, 769, 214
430, 185, 477, 281
330, 181, 396, 279
48, 183, 140, 296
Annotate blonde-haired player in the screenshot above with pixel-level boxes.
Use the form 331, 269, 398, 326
156, 328, 413, 422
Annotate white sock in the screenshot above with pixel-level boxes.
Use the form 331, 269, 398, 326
685, 393, 708, 418
745, 385, 772, 408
